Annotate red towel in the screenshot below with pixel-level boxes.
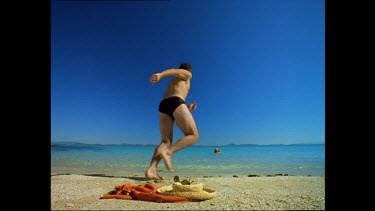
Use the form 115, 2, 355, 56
101, 183, 190, 203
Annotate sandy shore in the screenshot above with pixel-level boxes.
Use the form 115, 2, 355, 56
51, 174, 325, 210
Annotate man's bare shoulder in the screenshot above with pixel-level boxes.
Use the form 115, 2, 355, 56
175, 69, 192, 80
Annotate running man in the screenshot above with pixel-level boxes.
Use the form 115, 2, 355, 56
145, 63, 199, 180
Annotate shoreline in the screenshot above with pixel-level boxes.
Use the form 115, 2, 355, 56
51, 172, 324, 179
51, 173, 325, 210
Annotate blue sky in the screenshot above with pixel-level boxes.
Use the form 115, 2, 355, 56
51, 0, 325, 145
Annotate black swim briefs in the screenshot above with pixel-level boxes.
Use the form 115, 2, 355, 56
159, 96, 186, 120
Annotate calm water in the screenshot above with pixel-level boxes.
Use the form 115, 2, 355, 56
51, 144, 324, 177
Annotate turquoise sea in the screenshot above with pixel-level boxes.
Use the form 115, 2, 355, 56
51, 144, 324, 177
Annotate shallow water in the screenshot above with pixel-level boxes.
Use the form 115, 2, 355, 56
51, 144, 324, 177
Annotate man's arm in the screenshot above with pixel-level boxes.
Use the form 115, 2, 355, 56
150, 68, 192, 84
159, 68, 192, 80
188, 101, 197, 111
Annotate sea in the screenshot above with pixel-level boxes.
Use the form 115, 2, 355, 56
51, 144, 324, 177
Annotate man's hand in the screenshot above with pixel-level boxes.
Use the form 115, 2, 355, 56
150, 73, 161, 84
188, 101, 197, 111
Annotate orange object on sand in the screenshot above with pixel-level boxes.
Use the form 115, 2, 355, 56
101, 194, 132, 200
101, 183, 190, 203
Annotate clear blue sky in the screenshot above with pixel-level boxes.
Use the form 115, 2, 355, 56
51, 0, 324, 145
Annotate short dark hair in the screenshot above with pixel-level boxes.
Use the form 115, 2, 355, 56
179, 63, 192, 72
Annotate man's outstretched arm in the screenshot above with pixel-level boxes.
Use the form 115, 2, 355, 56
150, 68, 192, 84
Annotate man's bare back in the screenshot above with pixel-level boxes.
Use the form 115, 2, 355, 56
163, 76, 190, 101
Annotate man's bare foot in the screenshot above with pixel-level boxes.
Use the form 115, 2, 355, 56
157, 143, 174, 172
145, 167, 164, 180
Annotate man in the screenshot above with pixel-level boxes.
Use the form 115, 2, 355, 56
145, 63, 199, 180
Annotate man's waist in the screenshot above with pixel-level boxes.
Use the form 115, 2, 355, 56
162, 94, 187, 101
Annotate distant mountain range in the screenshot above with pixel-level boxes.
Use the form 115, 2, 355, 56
50, 142, 157, 147
51, 141, 324, 147
224, 142, 324, 146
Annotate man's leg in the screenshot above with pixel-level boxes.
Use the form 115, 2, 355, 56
172, 104, 199, 153
157, 104, 199, 172
145, 113, 174, 180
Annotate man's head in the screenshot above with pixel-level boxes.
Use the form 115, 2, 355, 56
179, 63, 192, 72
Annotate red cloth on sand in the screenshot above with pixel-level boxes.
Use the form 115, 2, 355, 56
101, 183, 190, 203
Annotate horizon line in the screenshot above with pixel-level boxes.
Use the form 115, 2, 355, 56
51, 141, 325, 146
